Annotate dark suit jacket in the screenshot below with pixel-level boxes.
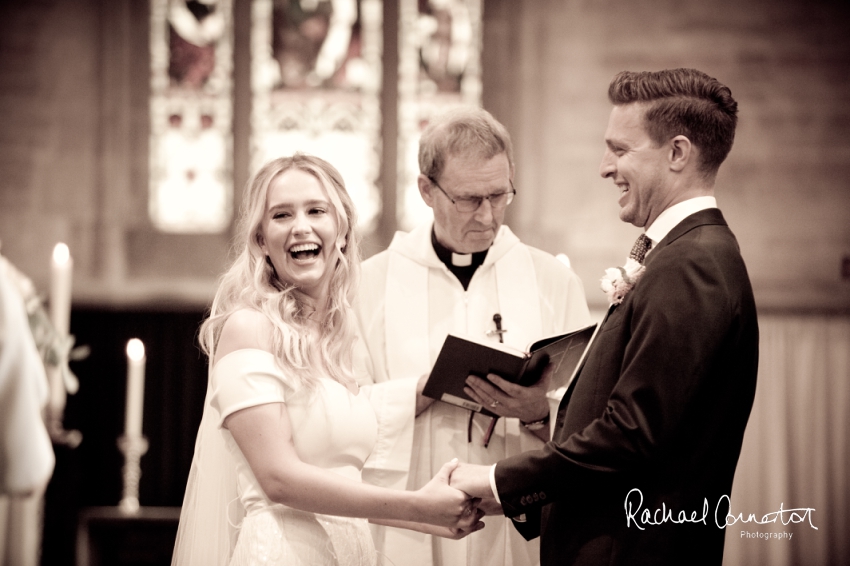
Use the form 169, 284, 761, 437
494, 208, 759, 566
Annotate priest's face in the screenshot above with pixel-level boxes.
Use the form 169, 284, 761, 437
419, 152, 513, 254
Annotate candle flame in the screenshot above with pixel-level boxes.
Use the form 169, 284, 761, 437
53, 242, 71, 264
126, 338, 145, 360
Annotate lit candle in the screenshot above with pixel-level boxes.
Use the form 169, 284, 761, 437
48, 242, 73, 418
50, 242, 73, 336
124, 339, 146, 438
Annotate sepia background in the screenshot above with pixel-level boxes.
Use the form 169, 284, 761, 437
0, 0, 848, 565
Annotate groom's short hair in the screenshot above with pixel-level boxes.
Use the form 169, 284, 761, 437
608, 68, 738, 177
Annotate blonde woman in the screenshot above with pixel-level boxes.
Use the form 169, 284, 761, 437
172, 154, 483, 566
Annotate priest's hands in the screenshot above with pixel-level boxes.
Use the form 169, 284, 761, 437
463, 363, 553, 423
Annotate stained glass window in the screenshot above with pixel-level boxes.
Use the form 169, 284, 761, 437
251, 0, 383, 233
397, 0, 483, 230
149, 0, 483, 236
149, 0, 234, 233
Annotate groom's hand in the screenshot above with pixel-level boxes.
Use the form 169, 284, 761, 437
476, 497, 504, 516
449, 462, 495, 500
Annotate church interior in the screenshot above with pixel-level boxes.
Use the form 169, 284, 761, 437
0, 0, 848, 565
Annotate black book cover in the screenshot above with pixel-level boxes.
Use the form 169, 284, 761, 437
422, 323, 598, 417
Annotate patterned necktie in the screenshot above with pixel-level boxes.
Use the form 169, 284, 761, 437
629, 233, 653, 264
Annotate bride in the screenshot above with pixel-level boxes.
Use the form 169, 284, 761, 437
171, 154, 483, 566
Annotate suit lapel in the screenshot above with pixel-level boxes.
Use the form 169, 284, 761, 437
645, 208, 728, 267
555, 209, 728, 432
555, 303, 616, 417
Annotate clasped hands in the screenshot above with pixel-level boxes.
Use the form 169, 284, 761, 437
416, 365, 554, 538
420, 458, 498, 540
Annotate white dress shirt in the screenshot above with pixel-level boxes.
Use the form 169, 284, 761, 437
644, 196, 717, 257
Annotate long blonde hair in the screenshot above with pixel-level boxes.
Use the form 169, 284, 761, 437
199, 154, 361, 390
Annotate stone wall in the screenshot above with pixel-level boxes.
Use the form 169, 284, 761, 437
1, 0, 849, 310
483, 0, 850, 310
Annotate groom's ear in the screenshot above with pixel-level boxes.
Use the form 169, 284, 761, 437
668, 135, 692, 173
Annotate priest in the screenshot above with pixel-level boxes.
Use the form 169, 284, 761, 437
354, 106, 591, 566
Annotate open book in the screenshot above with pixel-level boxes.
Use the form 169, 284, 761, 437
421, 323, 598, 417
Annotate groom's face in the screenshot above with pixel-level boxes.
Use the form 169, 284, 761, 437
599, 103, 672, 229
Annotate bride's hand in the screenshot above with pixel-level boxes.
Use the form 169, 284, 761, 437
380, 515, 485, 540
415, 459, 483, 530
433, 514, 486, 539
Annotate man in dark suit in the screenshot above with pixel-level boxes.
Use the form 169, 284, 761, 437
451, 68, 759, 565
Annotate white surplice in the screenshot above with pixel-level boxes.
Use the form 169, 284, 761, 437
353, 223, 590, 566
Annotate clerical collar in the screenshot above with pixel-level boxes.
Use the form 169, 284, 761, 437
452, 252, 473, 267
431, 229, 488, 290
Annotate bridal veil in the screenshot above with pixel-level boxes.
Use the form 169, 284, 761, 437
171, 368, 244, 566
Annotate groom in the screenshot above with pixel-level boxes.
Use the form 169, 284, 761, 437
453, 68, 759, 565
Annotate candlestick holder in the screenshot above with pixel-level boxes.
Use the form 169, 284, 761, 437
117, 434, 149, 514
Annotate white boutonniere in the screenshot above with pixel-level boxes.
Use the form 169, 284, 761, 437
600, 258, 646, 305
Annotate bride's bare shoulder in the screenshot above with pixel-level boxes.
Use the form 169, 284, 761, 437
214, 308, 274, 364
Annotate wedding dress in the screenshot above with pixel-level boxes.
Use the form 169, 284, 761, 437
172, 348, 378, 566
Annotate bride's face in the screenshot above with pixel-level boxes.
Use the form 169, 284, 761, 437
258, 169, 339, 302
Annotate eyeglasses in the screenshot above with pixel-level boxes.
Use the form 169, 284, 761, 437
428, 176, 516, 213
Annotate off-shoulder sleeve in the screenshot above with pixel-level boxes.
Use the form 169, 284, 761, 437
209, 349, 294, 428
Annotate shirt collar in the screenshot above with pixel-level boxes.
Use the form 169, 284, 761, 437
644, 196, 717, 252
430, 227, 488, 268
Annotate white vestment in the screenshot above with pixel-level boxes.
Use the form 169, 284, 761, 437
353, 223, 590, 566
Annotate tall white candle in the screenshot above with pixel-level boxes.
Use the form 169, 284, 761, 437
50, 242, 72, 336
125, 339, 146, 438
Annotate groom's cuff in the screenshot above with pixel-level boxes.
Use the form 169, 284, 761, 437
490, 464, 527, 523
488, 464, 501, 503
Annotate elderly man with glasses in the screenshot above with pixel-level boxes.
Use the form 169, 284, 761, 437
353, 106, 590, 566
